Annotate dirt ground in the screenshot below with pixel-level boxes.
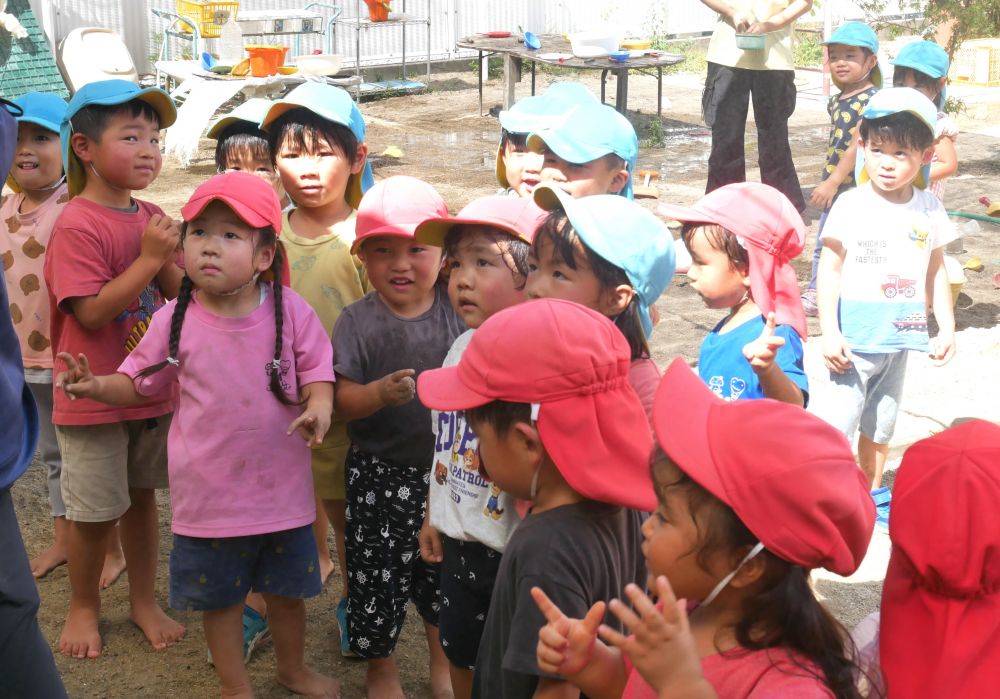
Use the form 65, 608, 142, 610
11, 63, 1000, 698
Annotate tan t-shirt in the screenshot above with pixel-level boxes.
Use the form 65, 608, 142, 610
706, 0, 795, 71
0, 183, 70, 369
280, 209, 366, 337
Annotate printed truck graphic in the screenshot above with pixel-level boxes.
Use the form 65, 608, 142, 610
881, 275, 916, 299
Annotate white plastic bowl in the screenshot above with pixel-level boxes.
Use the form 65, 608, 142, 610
569, 31, 619, 57
293, 53, 344, 76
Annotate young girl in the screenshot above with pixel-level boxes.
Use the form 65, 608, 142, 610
527, 185, 675, 419
891, 41, 958, 202
533, 357, 875, 699
660, 182, 809, 406
56, 172, 340, 699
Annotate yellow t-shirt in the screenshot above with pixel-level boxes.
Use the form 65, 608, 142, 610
706, 0, 795, 71
280, 209, 366, 337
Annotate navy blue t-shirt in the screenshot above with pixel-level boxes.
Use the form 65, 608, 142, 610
0, 265, 38, 490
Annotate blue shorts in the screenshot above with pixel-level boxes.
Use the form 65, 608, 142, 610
819, 350, 909, 444
169, 524, 321, 612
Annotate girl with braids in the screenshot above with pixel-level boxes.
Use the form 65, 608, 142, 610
532, 359, 876, 699
56, 172, 341, 699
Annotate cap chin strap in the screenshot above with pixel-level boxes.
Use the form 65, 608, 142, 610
528, 402, 541, 500
699, 541, 765, 608
26, 174, 66, 192
216, 272, 261, 297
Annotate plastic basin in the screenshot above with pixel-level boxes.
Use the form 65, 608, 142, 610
246, 45, 288, 77
609, 50, 630, 63
569, 31, 619, 57
736, 33, 766, 50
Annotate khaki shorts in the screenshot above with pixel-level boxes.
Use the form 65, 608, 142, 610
56, 416, 171, 523
311, 419, 348, 501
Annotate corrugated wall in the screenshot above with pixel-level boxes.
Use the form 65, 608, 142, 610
31, 0, 922, 76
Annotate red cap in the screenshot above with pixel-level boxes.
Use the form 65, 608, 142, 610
417, 298, 655, 511
352, 175, 448, 254
658, 183, 807, 339
653, 358, 874, 575
880, 420, 1000, 698
181, 171, 282, 232
414, 195, 547, 248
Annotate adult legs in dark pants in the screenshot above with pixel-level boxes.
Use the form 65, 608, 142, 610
703, 62, 806, 212
0, 487, 69, 698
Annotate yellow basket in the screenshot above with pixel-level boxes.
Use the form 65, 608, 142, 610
175, 0, 240, 38
950, 38, 1000, 87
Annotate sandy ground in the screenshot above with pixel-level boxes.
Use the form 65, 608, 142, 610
11, 63, 1000, 697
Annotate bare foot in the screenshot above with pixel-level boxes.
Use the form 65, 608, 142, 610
319, 556, 335, 585
59, 604, 102, 659
366, 659, 406, 699
30, 542, 68, 579
130, 603, 186, 651
277, 665, 341, 699
100, 548, 126, 590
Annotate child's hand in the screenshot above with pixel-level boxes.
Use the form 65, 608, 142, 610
809, 180, 838, 210
742, 312, 785, 375
822, 332, 854, 374
929, 332, 956, 366
418, 516, 443, 564
287, 405, 331, 447
140, 214, 181, 264
377, 369, 416, 406
729, 9, 752, 32
532, 586, 604, 677
56, 351, 96, 400
599, 577, 707, 695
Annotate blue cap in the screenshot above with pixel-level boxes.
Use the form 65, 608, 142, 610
206, 97, 272, 139
856, 87, 937, 189
533, 184, 674, 337
259, 82, 373, 208
8, 93, 68, 193
892, 40, 949, 102
61, 80, 177, 197
527, 101, 639, 199
824, 22, 882, 89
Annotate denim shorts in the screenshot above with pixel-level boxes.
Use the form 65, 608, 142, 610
820, 350, 909, 444
169, 524, 321, 612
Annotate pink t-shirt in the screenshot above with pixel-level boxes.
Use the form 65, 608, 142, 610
44, 197, 175, 425
629, 357, 660, 431
118, 284, 334, 538
0, 184, 69, 369
623, 647, 835, 698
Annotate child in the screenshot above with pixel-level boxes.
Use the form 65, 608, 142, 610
815, 87, 956, 491
260, 81, 373, 656
496, 82, 597, 198
875, 420, 1000, 698
660, 182, 809, 406
802, 21, 882, 316
43, 79, 185, 659
891, 40, 958, 202
527, 100, 638, 199
1, 91, 72, 578
207, 97, 288, 206
416, 298, 653, 699
332, 175, 463, 699
533, 357, 875, 699
0, 93, 69, 699
57, 171, 341, 699
527, 185, 675, 418
413, 195, 547, 699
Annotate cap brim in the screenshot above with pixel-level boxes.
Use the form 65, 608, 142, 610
653, 359, 727, 500
496, 144, 509, 189
206, 115, 238, 139
417, 364, 494, 411
351, 223, 419, 255
527, 129, 608, 165
181, 193, 272, 229
415, 215, 533, 248
656, 202, 720, 226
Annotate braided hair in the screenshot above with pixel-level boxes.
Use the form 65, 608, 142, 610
138, 225, 298, 406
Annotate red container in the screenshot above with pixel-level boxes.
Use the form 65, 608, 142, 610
364, 0, 390, 22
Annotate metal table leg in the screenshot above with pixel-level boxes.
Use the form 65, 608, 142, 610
477, 50, 483, 116
531, 60, 536, 95
600, 69, 608, 104
615, 68, 629, 114
657, 65, 662, 118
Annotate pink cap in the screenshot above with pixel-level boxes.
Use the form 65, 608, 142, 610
414, 195, 548, 247
653, 358, 874, 575
181, 171, 283, 232
417, 298, 655, 511
658, 183, 807, 339
352, 176, 449, 254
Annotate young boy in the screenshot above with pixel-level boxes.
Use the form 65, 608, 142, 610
802, 21, 882, 316
815, 87, 956, 494
260, 81, 372, 656
416, 298, 650, 699
207, 97, 287, 206
526, 99, 638, 199
495, 82, 597, 198
333, 176, 464, 699
43, 79, 185, 659
413, 195, 547, 699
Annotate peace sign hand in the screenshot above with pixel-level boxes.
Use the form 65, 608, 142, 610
532, 586, 605, 677
742, 312, 786, 375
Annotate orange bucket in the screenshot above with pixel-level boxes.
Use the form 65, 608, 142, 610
246, 45, 288, 77
364, 0, 390, 22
